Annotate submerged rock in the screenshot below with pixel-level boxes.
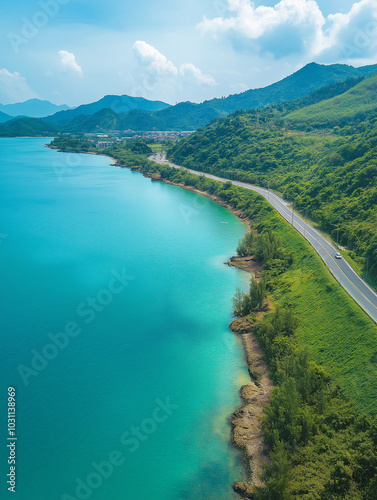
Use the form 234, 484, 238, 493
229, 317, 254, 334
233, 481, 255, 499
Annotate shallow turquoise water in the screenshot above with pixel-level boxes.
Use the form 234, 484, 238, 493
0, 138, 249, 499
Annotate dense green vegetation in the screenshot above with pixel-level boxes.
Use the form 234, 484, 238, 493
50, 136, 94, 151
231, 228, 377, 499
143, 166, 377, 499
168, 73, 377, 282
285, 75, 377, 129
50, 136, 153, 167
0, 117, 60, 137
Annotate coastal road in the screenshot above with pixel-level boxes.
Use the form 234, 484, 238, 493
151, 153, 377, 324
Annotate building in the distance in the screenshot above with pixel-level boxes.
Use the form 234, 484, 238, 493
96, 141, 112, 149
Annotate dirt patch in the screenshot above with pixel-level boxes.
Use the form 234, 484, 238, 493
225, 256, 262, 276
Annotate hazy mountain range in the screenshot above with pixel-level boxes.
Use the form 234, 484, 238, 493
0, 99, 72, 118
1, 62, 377, 136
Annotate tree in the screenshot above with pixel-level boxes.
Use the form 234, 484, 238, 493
232, 287, 252, 317
250, 277, 266, 310
237, 231, 255, 257
255, 441, 292, 500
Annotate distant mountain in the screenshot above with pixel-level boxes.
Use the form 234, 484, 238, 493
0, 117, 60, 137
0, 99, 72, 118
65, 62, 377, 132
67, 108, 120, 133
0, 111, 12, 123
45, 95, 171, 124
3, 62, 377, 137
199, 62, 377, 115
66, 102, 223, 133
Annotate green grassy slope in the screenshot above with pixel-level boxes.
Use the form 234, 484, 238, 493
285, 73, 377, 128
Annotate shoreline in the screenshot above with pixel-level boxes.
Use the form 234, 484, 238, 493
129, 164, 253, 232
50, 145, 271, 497
122, 161, 272, 497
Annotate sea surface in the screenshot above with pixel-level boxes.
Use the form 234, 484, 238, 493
0, 138, 250, 499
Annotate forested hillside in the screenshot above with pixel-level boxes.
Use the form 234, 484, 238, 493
0, 117, 60, 136
168, 74, 377, 281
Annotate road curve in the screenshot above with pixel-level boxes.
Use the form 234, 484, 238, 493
151, 153, 377, 324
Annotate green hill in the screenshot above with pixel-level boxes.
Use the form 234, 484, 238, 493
60, 75, 373, 134
2, 63, 377, 135
285, 73, 377, 129
106, 63, 377, 131
45, 94, 170, 124
67, 108, 120, 133
0, 117, 60, 137
201, 62, 377, 113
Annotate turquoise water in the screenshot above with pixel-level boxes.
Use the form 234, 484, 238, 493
0, 138, 249, 500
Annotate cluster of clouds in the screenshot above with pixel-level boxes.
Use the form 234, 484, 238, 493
132, 41, 216, 87
0, 50, 83, 104
198, 0, 377, 63
0, 42, 215, 104
1, 0, 377, 105
0, 69, 37, 103
58, 50, 83, 77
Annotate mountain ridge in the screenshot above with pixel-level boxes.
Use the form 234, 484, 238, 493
53, 62, 377, 132
1, 62, 377, 136
45, 94, 171, 124
0, 99, 72, 118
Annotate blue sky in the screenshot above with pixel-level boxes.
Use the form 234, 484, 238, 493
0, 0, 376, 106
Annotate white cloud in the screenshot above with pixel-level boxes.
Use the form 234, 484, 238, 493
199, 0, 324, 38
0, 69, 37, 104
198, 0, 326, 57
58, 50, 83, 77
133, 41, 178, 76
321, 0, 377, 61
132, 41, 216, 87
179, 63, 217, 85
198, 0, 377, 62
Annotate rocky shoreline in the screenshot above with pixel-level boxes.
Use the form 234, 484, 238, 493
229, 317, 273, 498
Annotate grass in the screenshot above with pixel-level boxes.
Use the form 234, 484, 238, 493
252, 201, 377, 415
149, 143, 164, 153
285, 73, 377, 128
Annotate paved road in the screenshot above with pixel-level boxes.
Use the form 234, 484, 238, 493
152, 153, 377, 324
